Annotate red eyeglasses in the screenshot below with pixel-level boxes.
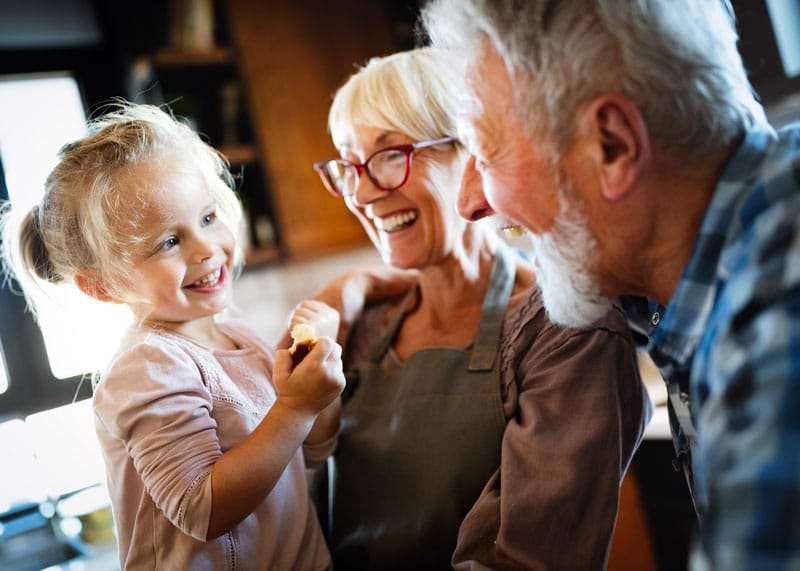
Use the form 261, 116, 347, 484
313, 136, 456, 197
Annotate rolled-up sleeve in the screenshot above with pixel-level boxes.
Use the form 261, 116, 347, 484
454, 304, 650, 570
94, 341, 222, 541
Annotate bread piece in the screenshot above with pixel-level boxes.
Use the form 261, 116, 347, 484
289, 323, 317, 367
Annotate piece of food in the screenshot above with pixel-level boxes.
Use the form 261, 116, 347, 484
289, 323, 317, 367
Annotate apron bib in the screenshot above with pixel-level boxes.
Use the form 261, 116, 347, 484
330, 243, 516, 570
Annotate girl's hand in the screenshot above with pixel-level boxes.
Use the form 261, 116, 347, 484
289, 299, 340, 342
273, 337, 345, 415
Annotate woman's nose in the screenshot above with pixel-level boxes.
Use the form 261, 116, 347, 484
349, 172, 386, 207
457, 155, 494, 221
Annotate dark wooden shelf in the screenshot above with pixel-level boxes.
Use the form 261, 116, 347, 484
151, 47, 234, 68
219, 144, 257, 166
244, 245, 282, 268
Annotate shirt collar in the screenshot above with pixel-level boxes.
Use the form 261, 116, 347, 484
648, 125, 776, 368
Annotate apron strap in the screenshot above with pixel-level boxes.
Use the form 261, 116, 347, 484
367, 282, 420, 363
469, 241, 516, 371
367, 241, 517, 369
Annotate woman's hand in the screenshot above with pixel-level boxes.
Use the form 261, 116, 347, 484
313, 265, 418, 340
289, 299, 340, 342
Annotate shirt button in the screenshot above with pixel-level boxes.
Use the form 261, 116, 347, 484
650, 312, 661, 326
680, 391, 691, 405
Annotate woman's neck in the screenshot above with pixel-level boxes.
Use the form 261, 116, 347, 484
388, 239, 496, 357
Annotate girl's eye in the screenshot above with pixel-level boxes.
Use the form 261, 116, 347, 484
203, 211, 217, 226
158, 237, 179, 252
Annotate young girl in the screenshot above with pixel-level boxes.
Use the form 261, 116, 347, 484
0, 102, 344, 570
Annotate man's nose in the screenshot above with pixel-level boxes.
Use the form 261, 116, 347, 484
457, 155, 494, 221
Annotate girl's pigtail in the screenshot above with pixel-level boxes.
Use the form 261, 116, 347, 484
20, 204, 60, 284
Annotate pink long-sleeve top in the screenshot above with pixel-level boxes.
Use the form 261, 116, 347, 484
93, 321, 333, 571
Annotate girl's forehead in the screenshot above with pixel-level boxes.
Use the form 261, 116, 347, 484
113, 153, 220, 231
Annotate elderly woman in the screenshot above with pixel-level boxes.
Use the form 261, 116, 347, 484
311, 47, 650, 570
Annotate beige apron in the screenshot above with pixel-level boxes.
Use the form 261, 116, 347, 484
329, 244, 515, 570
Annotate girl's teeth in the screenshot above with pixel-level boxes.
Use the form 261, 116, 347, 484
376, 211, 418, 232
194, 269, 221, 286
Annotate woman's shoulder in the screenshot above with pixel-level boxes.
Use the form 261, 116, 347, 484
343, 298, 396, 365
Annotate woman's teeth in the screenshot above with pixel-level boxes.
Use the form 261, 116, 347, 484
375, 211, 418, 232
191, 268, 221, 287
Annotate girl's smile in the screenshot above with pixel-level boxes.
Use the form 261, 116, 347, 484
185, 265, 226, 291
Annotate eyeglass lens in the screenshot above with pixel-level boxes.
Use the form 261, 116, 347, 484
326, 147, 410, 196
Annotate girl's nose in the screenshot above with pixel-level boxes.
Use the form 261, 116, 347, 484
190, 235, 215, 263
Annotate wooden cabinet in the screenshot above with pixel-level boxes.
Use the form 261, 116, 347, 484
226, 0, 398, 259
132, 0, 404, 263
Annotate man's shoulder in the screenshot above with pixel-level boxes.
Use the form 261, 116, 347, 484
505, 287, 634, 351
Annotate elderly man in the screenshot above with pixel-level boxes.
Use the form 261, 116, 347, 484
423, 0, 800, 569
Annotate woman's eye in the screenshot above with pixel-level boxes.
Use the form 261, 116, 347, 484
382, 150, 406, 163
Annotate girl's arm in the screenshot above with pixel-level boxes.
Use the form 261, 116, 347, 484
286, 299, 342, 447
206, 338, 345, 539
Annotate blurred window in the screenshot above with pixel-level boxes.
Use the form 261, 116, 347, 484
0, 73, 129, 383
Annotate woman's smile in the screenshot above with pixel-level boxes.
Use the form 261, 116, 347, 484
373, 209, 419, 233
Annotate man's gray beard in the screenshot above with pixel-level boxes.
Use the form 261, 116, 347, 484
530, 207, 613, 328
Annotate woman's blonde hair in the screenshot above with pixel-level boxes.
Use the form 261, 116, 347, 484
328, 47, 464, 154
1, 101, 244, 319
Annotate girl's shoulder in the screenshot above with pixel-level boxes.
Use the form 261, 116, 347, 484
100, 326, 205, 387
217, 319, 272, 351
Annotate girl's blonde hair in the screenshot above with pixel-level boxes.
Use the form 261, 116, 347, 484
1, 101, 244, 319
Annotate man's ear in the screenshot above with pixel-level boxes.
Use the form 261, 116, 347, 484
74, 273, 120, 303
581, 95, 650, 202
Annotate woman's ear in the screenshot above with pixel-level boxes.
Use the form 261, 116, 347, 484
581, 95, 650, 202
74, 273, 120, 303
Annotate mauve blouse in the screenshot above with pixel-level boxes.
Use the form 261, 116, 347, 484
93, 321, 333, 571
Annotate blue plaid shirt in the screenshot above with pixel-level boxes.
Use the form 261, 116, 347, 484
626, 124, 800, 570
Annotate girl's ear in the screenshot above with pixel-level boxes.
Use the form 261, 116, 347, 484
580, 95, 650, 202
74, 273, 120, 303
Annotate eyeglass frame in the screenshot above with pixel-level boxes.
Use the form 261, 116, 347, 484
313, 136, 457, 198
